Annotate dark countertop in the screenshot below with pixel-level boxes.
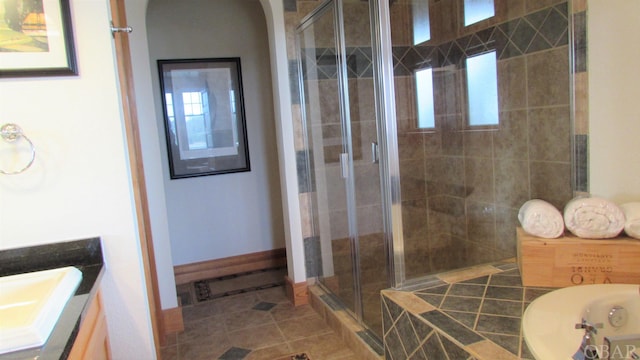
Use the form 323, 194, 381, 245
0, 238, 104, 360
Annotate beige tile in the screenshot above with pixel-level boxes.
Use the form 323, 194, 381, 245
178, 333, 231, 360
493, 110, 528, 160
467, 339, 521, 360
343, 2, 372, 46
526, 0, 564, 13
284, 11, 299, 60
227, 323, 287, 350
299, 193, 314, 239
291, 104, 305, 151
494, 158, 530, 208
278, 314, 333, 341
256, 285, 289, 304
574, 72, 589, 135
393, 76, 418, 126
498, 56, 527, 111
323, 308, 347, 337
308, 288, 328, 320
180, 300, 221, 323
466, 200, 497, 245
437, 264, 502, 283
288, 333, 357, 359
528, 106, 572, 162
212, 292, 260, 313
335, 309, 362, 335
177, 314, 226, 344
349, 78, 376, 122
271, 303, 318, 322
159, 344, 177, 360
495, 0, 525, 22
341, 327, 385, 360
572, 0, 587, 13
526, 47, 570, 107
464, 157, 495, 203
224, 309, 275, 332
400, 168, 427, 210
389, 2, 413, 45
382, 290, 436, 315
529, 161, 573, 209
246, 343, 294, 360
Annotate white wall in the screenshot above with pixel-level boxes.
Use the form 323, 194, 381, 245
588, 0, 640, 203
0, 0, 155, 358
120, 0, 177, 311
146, 0, 286, 265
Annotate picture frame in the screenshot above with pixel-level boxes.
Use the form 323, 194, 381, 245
0, 0, 77, 77
157, 57, 251, 179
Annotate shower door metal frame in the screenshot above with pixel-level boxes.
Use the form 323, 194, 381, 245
368, 0, 405, 289
295, 0, 365, 324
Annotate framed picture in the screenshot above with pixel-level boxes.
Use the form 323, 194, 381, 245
0, 0, 77, 77
157, 57, 251, 179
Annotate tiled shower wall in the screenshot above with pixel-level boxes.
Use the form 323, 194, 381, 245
283, 0, 588, 281
391, 0, 586, 278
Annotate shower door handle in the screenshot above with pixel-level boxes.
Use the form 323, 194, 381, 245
371, 142, 379, 164
340, 153, 349, 179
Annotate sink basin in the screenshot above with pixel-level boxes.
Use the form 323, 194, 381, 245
523, 284, 640, 360
0, 266, 82, 354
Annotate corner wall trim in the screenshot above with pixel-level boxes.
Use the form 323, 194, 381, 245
173, 248, 287, 285
285, 275, 308, 306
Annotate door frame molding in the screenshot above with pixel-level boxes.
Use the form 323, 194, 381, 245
109, 0, 164, 354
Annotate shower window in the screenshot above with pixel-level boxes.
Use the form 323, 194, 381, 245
464, 0, 495, 26
415, 67, 435, 129
465, 51, 499, 127
412, 0, 431, 45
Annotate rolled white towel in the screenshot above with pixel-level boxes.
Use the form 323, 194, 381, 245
619, 202, 640, 239
563, 196, 625, 239
518, 199, 565, 238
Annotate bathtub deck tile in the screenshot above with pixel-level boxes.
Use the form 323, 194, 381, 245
381, 259, 548, 359
467, 340, 521, 360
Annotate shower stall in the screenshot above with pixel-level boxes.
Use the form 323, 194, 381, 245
294, 0, 579, 342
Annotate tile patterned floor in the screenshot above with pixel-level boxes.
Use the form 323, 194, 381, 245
160, 285, 359, 360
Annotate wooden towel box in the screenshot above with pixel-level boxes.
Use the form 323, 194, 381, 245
517, 227, 640, 287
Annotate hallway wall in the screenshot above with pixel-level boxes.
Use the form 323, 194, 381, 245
146, 0, 285, 265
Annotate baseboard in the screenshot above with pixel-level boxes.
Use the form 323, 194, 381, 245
162, 306, 184, 335
285, 276, 308, 306
173, 248, 287, 285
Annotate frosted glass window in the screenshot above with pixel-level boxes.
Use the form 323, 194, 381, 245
412, 0, 431, 45
415, 68, 435, 129
466, 51, 499, 127
464, 0, 495, 26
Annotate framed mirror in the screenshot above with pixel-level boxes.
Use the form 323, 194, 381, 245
158, 57, 250, 179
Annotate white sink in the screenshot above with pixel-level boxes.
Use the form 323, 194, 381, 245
0, 266, 82, 354
523, 284, 640, 360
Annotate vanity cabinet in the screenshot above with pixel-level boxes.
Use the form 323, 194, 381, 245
68, 290, 110, 360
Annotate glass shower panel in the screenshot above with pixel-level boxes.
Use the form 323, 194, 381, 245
297, 3, 357, 314
389, 0, 574, 282
343, 0, 387, 338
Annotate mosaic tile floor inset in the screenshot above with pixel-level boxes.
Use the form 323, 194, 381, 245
382, 261, 556, 360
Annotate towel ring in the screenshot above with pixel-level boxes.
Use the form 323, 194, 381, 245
0, 123, 36, 175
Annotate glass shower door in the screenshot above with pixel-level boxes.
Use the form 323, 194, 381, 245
298, 1, 358, 315
297, 0, 388, 339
